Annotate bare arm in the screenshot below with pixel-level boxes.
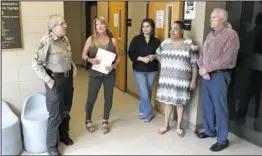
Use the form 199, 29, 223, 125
82, 36, 92, 61
112, 38, 120, 68
191, 67, 198, 83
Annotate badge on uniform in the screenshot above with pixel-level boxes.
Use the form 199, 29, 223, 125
37, 43, 44, 50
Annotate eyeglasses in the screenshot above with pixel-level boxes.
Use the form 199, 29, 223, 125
61, 22, 67, 26
57, 22, 67, 26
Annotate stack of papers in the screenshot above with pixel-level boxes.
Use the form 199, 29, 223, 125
92, 48, 116, 74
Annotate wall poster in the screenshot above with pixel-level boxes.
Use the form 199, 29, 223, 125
184, 1, 196, 20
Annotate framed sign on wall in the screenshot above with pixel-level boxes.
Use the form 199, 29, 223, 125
184, 1, 196, 20
183, 1, 195, 31
1, 1, 23, 50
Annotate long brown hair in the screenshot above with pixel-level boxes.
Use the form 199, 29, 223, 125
90, 16, 113, 48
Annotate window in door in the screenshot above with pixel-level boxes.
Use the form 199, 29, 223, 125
118, 8, 122, 39
165, 4, 173, 38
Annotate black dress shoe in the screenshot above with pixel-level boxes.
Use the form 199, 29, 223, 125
48, 150, 61, 155
60, 137, 74, 145
196, 132, 216, 139
209, 141, 229, 152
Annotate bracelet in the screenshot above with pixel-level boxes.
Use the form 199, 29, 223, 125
86, 58, 91, 63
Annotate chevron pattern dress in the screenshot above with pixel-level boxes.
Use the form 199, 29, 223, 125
156, 39, 198, 105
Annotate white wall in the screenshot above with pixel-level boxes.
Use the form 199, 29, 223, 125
2, 2, 64, 115
64, 2, 86, 65
183, 2, 206, 128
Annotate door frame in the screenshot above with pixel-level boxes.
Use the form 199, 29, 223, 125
108, 2, 128, 92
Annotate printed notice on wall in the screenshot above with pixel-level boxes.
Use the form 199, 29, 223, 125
184, 1, 196, 20
114, 13, 118, 27
1, 1, 23, 49
156, 10, 164, 28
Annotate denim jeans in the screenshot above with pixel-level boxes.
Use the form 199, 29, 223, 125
133, 71, 157, 118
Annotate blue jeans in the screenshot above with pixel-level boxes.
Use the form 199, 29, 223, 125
202, 71, 231, 145
133, 71, 157, 118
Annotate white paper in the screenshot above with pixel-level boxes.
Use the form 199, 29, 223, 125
92, 48, 116, 74
156, 10, 164, 28
184, 1, 196, 20
114, 13, 118, 27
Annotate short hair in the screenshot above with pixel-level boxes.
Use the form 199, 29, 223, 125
140, 18, 156, 36
47, 14, 65, 31
213, 8, 228, 22
227, 22, 232, 28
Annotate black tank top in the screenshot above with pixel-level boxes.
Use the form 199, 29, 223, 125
87, 36, 116, 76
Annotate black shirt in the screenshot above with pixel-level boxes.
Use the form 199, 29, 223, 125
128, 34, 161, 72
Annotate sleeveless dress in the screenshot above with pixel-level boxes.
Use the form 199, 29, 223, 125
87, 36, 116, 77
156, 39, 198, 105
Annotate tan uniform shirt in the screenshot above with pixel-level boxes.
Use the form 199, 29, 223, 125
32, 32, 77, 83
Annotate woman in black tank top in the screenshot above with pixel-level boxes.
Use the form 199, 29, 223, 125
82, 16, 120, 134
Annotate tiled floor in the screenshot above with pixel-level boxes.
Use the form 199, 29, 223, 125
22, 67, 262, 155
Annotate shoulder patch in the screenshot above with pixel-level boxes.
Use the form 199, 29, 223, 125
39, 34, 51, 44
37, 42, 44, 51
34, 53, 39, 60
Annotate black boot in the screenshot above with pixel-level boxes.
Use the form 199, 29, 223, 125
60, 137, 74, 145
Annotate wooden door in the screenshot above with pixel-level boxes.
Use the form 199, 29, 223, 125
109, 2, 127, 92
90, 2, 97, 34
148, 2, 183, 117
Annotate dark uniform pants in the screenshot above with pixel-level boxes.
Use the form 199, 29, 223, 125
44, 71, 74, 151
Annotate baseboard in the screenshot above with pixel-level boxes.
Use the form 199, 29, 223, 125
126, 89, 139, 100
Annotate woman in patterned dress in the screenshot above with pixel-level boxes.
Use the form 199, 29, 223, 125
156, 21, 198, 137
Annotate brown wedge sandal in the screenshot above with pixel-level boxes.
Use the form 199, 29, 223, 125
158, 126, 170, 135
102, 120, 109, 134
85, 120, 95, 133
144, 116, 154, 122
177, 128, 185, 138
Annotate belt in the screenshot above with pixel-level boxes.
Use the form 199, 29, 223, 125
210, 69, 231, 74
51, 70, 72, 78
45, 67, 72, 78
